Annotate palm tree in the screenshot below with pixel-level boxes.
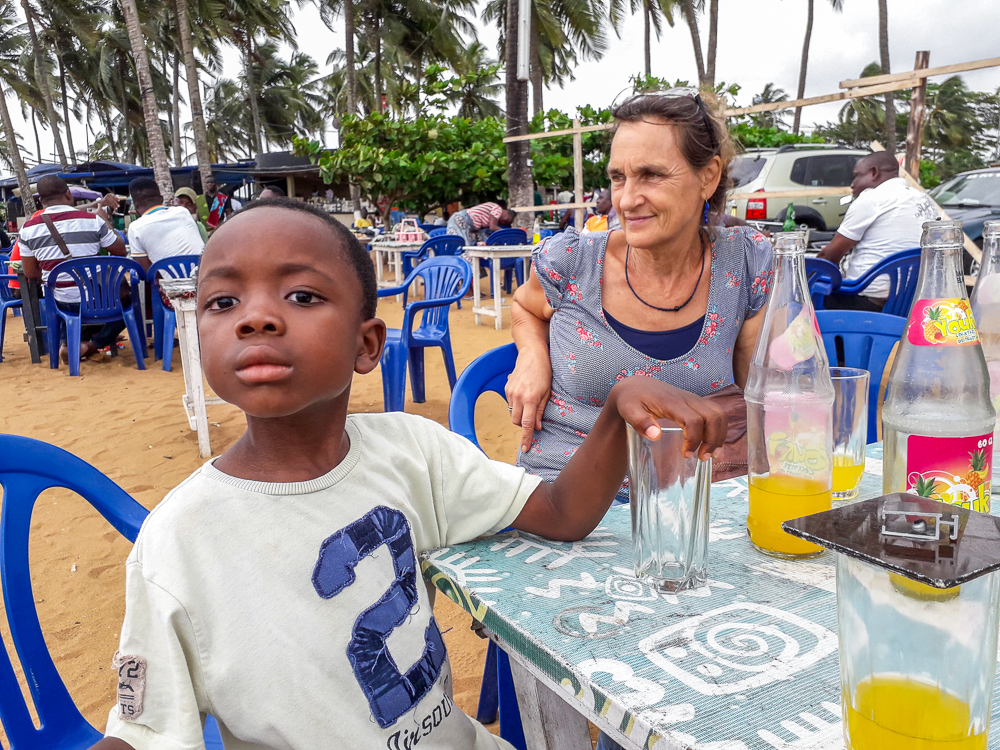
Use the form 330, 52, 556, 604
174, 0, 215, 185
447, 42, 502, 119
505, 0, 530, 229
20, 0, 66, 166
792, 0, 843, 134
877, 0, 894, 151
678, 0, 706, 86
750, 83, 789, 129
0, 0, 33, 213
119, 0, 174, 198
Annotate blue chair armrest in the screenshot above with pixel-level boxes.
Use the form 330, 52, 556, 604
377, 285, 408, 298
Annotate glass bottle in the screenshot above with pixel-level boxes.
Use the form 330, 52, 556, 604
970, 220, 1000, 469
882, 220, 996, 511
745, 231, 835, 558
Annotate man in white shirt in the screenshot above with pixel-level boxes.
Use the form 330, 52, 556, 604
818, 151, 938, 311
127, 177, 205, 271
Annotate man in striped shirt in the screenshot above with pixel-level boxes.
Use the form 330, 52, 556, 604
445, 201, 515, 244
21, 175, 128, 362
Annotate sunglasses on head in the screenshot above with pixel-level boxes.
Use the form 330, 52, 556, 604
627, 87, 719, 152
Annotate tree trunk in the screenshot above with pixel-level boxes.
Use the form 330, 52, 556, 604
103, 107, 119, 161
706, 0, 718, 87
414, 51, 423, 117
505, 0, 532, 230
878, 0, 895, 151
57, 53, 76, 165
21, 0, 66, 168
792, 0, 813, 135
171, 52, 183, 165
344, 0, 357, 115
120, 0, 174, 200
244, 34, 262, 155
374, 14, 383, 114
681, 0, 706, 87
0, 83, 35, 215
530, 11, 543, 117
173, 0, 213, 189
643, 1, 650, 77
31, 110, 41, 163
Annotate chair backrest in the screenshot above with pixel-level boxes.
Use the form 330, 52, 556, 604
147, 254, 202, 290
421, 235, 465, 257
404, 257, 472, 335
804, 257, 842, 310
816, 310, 905, 443
448, 343, 518, 450
840, 248, 921, 318
486, 228, 528, 246
0, 434, 148, 749
418, 223, 438, 234
539, 229, 553, 239
0, 252, 16, 304
44, 257, 144, 318
428, 227, 448, 238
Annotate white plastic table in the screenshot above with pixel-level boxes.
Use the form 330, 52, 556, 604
462, 245, 535, 330
160, 277, 225, 458
371, 241, 425, 302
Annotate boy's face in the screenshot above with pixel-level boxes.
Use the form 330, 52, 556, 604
196, 208, 385, 419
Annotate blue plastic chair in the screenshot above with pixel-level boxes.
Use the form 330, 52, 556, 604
0, 254, 22, 361
418, 222, 438, 234
429, 227, 448, 238
147, 255, 202, 372
379, 257, 473, 412
400, 235, 466, 277
838, 248, 921, 317
447, 342, 525, 746
804, 257, 843, 311
0, 434, 224, 749
0, 251, 20, 320
485, 228, 529, 295
44, 257, 147, 376
816, 310, 905, 442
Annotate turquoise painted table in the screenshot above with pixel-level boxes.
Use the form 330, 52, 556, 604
420, 445, 1000, 749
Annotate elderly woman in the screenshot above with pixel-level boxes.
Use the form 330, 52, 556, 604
508, 90, 774, 495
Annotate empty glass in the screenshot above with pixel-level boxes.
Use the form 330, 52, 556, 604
627, 420, 712, 592
831, 367, 870, 503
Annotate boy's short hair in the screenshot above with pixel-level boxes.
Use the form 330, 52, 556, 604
129, 176, 162, 205
235, 197, 378, 319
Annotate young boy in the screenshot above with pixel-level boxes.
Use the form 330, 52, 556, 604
92, 198, 726, 750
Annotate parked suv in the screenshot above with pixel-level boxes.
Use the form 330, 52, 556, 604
929, 167, 1000, 267
727, 145, 870, 231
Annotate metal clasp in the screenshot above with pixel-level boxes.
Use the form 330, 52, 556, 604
880, 509, 959, 542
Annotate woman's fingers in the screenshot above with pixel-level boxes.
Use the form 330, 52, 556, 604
535, 389, 549, 431
520, 411, 537, 453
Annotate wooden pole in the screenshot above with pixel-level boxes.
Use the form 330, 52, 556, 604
905, 51, 930, 181
572, 118, 584, 229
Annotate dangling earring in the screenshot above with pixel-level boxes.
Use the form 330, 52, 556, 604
702, 200, 710, 226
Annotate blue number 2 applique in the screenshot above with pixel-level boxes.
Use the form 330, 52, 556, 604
312, 506, 446, 728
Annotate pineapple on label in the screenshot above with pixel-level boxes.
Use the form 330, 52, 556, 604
924, 307, 946, 343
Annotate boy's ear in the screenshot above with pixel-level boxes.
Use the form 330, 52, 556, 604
355, 317, 387, 375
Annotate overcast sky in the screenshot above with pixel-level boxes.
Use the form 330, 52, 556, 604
9, 0, 1000, 166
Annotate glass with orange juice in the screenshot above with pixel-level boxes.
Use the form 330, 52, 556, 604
831, 367, 869, 503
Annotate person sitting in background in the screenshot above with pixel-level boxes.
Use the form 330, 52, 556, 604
19, 175, 127, 363
446, 201, 514, 244
353, 208, 373, 230
818, 151, 938, 311
202, 175, 229, 229
127, 178, 204, 273
582, 189, 616, 234
258, 185, 285, 200
174, 187, 209, 243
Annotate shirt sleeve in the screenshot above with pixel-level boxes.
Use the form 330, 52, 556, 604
127, 224, 147, 257
743, 227, 774, 317
836, 191, 878, 242
103, 560, 210, 750
531, 227, 583, 311
18, 230, 37, 257
427, 423, 542, 546
98, 219, 118, 249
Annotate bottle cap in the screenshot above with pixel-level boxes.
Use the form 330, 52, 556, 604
782, 493, 1000, 589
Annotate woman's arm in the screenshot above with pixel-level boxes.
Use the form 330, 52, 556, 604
508, 271, 555, 452
732, 304, 766, 390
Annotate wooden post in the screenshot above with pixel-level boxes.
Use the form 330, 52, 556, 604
905, 51, 930, 181
286, 175, 296, 199
572, 118, 584, 229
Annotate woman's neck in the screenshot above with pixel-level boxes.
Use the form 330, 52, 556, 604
628, 223, 705, 282
215, 397, 352, 483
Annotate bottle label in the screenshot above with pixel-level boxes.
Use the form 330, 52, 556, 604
764, 395, 832, 484
907, 298, 980, 346
906, 434, 992, 512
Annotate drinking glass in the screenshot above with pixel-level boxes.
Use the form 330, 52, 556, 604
627, 420, 712, 592
831, 367, 869, 503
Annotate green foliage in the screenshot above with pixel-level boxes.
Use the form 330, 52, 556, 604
529, 105, 614, 190
628, 74, 741, 107
729, 123, 823, 149
295, 112, 506, 221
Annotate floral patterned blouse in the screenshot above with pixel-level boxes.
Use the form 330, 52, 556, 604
516, 225, 774, 493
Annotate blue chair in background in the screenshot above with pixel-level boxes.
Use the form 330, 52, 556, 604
485, 228, 529, 295
0, 434, 224, 749
816, 310, 905, 442
837, 248, 921, 317
429, 227, 448, 238
0, 251, 20, 319
44, 257, 147, 376
804, 257, 842, 310
379, 257, 472, 412
0, 252, 22, 362
400, 235, 466, 277
147, 255, 202, 372
447, 343, 525, 746
419, 222, 439, 234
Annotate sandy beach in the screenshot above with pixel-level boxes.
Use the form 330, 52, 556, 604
0, 285, 525, 739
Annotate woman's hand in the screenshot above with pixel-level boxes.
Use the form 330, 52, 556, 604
506, 345, 552, 452
610, 377, 728, 460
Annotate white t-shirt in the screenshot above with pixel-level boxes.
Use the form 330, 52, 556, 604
838, 177, 938, 298
104, 413, 539, 750
127, 205, 205, 266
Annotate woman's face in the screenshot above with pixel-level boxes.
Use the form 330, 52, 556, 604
608, 119, 722, 249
